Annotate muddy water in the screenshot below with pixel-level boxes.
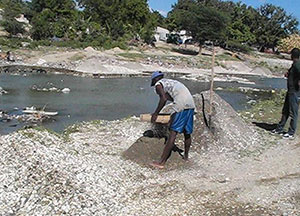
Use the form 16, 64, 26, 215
0, 73, 285, 134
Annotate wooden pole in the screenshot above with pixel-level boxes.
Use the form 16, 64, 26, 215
209, 45, 216, 128
140, 114, 170, 124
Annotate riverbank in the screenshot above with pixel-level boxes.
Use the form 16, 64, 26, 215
5, 43, 292, 82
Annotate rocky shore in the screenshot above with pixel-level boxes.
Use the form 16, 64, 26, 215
1, 44, 292, 82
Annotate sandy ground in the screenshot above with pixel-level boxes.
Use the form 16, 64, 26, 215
0, 117, 299, 215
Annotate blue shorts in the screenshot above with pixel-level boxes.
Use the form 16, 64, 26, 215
170, 109, 194, 134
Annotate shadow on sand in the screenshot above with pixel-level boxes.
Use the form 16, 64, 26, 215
171, 48, 199, 56
252, 122, 277, 131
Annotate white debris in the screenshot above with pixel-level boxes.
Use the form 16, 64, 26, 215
61, 88, 71, 94
0, 87, 8, 95
37, 59, 47, 65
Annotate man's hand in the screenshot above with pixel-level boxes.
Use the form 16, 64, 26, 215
151, 113, 158, 123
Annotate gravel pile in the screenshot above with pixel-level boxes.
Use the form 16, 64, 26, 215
191, 92, 268, 156
0, 100, 299, 215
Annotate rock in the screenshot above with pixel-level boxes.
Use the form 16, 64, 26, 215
84, 46, 96, 53
21, 42, 30, 47
15, 14, 29, 24
49, 87, 58, 92
247, 100, 257, 105
0, 86, 8, 95
37, 58, 47, 65
62, 88, 71, 94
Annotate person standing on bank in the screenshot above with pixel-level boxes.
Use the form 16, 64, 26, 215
272, 48, 300, 139
149, 71, 195, 169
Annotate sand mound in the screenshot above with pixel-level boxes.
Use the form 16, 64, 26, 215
75, 57, 107, 73
123, 91, 264, 167
122, 136, 186, 169
84, 46, 96, 53
192, 91, 263, 154
105, 47, 124, 55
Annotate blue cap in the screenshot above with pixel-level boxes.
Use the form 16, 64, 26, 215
151, 71, 164, 86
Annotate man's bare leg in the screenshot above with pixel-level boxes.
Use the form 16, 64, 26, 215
184, 133, 191, 161
150, 130, 177, 168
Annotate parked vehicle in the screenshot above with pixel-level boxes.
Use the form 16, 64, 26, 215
166, 34, 182, 45
184, 38, 195, 45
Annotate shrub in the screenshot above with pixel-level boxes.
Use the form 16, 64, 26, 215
226, 40, 252, 53
0, 37, 30, 49
278, 34, 300, 53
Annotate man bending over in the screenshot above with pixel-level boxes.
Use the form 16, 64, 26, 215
150, 71, 195, 169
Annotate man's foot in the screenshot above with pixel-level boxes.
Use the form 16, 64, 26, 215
149, 161, 164, 169
282, 133, 295, 140
271, 129, 284, 135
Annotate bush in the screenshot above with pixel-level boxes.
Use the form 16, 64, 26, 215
226, 40, 252, 53
28, 40, 52, 49
28, 38, 128, 50
1, 19, 25, 36
278, 34, 300, 53
0, 37, 30, 49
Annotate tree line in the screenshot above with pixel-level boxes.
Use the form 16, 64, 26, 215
0, 0, 299, 52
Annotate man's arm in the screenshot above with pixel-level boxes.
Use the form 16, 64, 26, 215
151, 84, 167, 123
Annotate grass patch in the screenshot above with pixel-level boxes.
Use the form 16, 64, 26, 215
252, 61, 288, 74
240, 89, 286, 124
171, 47, 199, 56
216, 54, 240, 62
63, 123, 81, 137
0, 36, 31, 51
118, 52, 146, 60
20, 131, 35, 139
69, 53, 86, 61
237, 90, 290, 157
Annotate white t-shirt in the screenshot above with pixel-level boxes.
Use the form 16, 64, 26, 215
155, 78, 195, 112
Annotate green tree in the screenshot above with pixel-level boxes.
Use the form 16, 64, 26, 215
29, 0, 80, 40
152, 10, 167, 29
168, 0, 229, 53
78, 0, 155, 43
255, 4, 299, 51
226, 3, 257, 45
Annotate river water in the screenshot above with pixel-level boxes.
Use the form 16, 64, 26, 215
0, 73, 285, 134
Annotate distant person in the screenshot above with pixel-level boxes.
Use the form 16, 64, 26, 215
272, 48, 300, 139
149, 71, 195, 169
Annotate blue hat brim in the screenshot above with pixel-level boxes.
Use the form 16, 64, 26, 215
151, 74, 163, 86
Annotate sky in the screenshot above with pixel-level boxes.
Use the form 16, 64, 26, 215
148, 0, 300, 26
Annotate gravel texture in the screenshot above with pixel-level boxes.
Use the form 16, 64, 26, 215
0, 94, 299, 215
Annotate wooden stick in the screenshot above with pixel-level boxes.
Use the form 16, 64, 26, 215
209, 45, 216, 127
140, 114, 171, 124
